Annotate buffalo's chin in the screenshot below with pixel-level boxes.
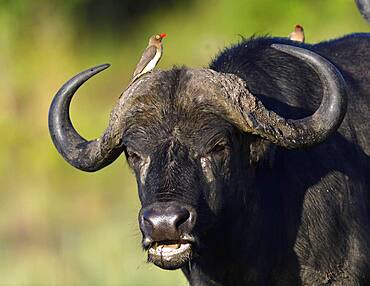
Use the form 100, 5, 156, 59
148, 242, 192, 270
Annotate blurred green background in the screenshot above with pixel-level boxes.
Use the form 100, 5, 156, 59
0, 0, 368, 285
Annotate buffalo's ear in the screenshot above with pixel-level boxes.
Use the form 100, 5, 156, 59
355, 0, 370, 23
249, 138, 276, 168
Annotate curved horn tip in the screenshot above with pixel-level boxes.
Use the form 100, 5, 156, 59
270, 44, 339, 75
271, 43, 308, 55
61, 63, 111, 88
81, 63, 111, 79
95, 63, 111, 70
55, 63, 111, 96
89, 63, 111, 74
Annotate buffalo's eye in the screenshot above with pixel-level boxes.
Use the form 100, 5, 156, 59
126, 148, 142, 165
207, 142, 229, 156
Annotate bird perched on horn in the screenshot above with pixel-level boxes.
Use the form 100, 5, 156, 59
289, 24, 305, 43
132, 33, 167, 82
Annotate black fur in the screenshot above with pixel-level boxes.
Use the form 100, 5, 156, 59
124, 34, 370, 285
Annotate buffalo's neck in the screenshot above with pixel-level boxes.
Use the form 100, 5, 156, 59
183, 195, 295, 285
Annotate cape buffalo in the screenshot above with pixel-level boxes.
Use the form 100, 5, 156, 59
49, 31, 370, 286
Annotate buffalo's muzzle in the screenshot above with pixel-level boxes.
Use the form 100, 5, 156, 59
139, 202, 196, 269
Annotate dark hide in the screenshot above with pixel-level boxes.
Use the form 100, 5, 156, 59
122, 34, 370, 285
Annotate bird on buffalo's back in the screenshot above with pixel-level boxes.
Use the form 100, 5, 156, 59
132, 33, 167, 82
289, 24, 305, 43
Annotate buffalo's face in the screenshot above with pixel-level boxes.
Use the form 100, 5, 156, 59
122, 86, 254, 269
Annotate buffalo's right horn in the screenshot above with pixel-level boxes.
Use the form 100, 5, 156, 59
48, 64, 124, 172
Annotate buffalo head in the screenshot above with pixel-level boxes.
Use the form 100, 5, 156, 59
48, 45, 347, 270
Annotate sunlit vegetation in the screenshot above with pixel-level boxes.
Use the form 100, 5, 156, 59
0, 0, 368, 284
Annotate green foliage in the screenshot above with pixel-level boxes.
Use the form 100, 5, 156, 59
0, 0, 368, 284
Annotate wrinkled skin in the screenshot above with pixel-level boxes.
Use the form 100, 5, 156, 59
120, 35, 370, 285
122, 68, 261, 279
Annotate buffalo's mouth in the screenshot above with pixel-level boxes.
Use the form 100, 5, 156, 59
147, 241, 192, 270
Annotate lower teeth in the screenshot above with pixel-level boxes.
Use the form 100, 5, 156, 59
149, 243, 190, 256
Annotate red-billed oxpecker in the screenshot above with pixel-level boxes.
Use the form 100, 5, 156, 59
132, 33, 167, 82
289, 24, 305, 43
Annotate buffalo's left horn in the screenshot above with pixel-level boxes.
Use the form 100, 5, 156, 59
48, 64, 124, 172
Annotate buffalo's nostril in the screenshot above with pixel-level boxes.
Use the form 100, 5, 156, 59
143, 214, 154, 229
174, 208, 190, 230
139, 203, 196, 243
